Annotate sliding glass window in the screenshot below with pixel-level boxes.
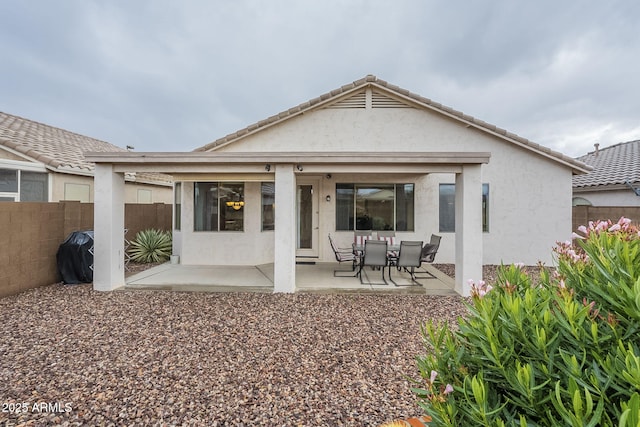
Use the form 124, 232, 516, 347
335, 183, 414, 231
0, 168, 48, 202
194, 182, 244, 231
439, 183, 490, 232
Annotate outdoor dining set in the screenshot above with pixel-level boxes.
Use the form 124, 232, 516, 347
328, 231, 441, 286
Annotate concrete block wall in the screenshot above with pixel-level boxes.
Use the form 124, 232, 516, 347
572, 206, 640, 231
0, 202, 171, 298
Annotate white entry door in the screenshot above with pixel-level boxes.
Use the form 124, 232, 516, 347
296, 178, 319, 258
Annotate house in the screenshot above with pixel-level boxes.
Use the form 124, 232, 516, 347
86, 75, 590, 296
573, 140, 640, 206
0, 111, 173, 203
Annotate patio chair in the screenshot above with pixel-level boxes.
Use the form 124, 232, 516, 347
377, 230, 395, 238
414, 234, 442, 279
388, 240, 423, 286
329, 233, 358, 277
358, 239, 388, 285
353, 230, 373, 257
377, 231, 397, 256
354, 230, 373, 245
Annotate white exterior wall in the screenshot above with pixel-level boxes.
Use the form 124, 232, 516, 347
574, 190, 640, 207
208, 107, 572, 266
177, 181, 274, 265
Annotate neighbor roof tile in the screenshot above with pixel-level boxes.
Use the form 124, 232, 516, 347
573, 140, 640, 188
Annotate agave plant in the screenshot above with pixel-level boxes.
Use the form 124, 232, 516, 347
128, 229, 172, 263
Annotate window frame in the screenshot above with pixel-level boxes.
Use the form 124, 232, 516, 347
174, 183, 181, 231
439, 183, 490, 233
261, 182, 275, 231
0, 168, 49, 202
335, 183, 415, 232
193, 181, 245, 232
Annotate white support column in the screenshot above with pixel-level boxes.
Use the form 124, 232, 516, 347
93, 163, 126, 291
273, 164, 296, 293
454, 164, 483, 296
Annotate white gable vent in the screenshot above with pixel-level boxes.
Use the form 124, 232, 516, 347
329, 90, 367, 109
327, 89, 413, 109
371, 90, 412, 108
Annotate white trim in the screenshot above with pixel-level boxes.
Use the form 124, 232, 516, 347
0, 158, 47, 172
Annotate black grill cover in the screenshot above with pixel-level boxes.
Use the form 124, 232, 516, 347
56, 231, 94, 284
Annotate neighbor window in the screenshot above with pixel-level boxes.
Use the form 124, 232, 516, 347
261, 182, 275, 231
194, 182, 244, 231
439, 183, 490, 232
0, 169, 49, 202
19, 171, 48, 201
0, 169, 18, 192
335, 183, 415, 231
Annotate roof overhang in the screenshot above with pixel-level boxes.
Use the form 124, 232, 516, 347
85, 151, 491, 175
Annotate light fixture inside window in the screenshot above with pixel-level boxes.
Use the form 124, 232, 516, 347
226, 200, 245, 210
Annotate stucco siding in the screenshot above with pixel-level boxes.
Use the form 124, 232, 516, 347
215, 108, 476, 153
211, 106, 572, 266
178, 181, 274, 265
51, 173, 172, 204
574, 190, 640, 207
0, 148, 30, 162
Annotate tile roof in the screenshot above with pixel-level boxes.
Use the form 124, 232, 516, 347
0, 111, 128, 172
573, 140, 640, 188
0, 111, 171, 184
194, 74, 591, 174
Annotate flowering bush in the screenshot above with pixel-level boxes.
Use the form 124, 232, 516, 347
413, 217, 640, 426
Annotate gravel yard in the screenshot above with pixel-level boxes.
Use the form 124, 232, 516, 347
0, 278, 470, 427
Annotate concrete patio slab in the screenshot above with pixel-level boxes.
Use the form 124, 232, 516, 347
124, 262, 456, 295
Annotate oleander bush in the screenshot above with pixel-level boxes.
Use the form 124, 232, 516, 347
413, 217, 640, 426
128, 228, 173, 263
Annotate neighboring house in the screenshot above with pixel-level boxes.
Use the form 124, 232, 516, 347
573, 140, 640, 206
0, 112, 173, 203
87, 75, 591, 295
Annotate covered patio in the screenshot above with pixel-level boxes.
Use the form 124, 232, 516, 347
87, 151, 488, 297
124, 262, 456, 295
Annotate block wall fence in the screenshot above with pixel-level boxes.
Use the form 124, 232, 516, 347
1, 203, 637, 298
572, 206, 640, 231
0, 202, 171, 298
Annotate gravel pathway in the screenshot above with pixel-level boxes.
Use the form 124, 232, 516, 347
0, 282, 469, 426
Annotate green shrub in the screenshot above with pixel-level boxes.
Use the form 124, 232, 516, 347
128, 229, 172, 263
414, 218, 640, 426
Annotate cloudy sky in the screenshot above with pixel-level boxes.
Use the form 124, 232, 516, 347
1, 1, 639, 157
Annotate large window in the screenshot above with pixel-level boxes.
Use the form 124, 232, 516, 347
335, 183, 415, 231
0, 168, 48, 201
439, 183, 490, 232
261, 182, 275, 231
194, 182, 244, 231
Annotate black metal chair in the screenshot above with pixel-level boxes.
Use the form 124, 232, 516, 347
358, 239, 388, 285
328, 233, 358, 277
388, 240, 423, 286
414, 234, 441, 279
